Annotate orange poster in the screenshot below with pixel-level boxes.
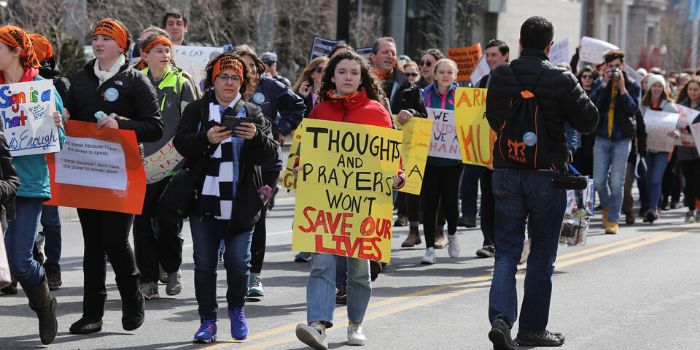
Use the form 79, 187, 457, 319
45, 120, 146, 215
447, 43, 483, 81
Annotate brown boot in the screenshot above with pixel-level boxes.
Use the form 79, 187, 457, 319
434, 227, 446, 249
22, 278, 58, 345
401, 226, 422, 247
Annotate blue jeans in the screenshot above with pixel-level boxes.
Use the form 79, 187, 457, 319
335, 256, 348, 288
190, 215, 253, 320
41, 205, 62, 271
461, 164, 482, 218
307, 253, 371, 328
488, 169, 566, 334
4, 197, 44, 289
593, 137, 632, 223
644, 152, 670, 210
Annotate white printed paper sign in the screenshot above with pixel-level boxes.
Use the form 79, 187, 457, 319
548, 38, 569, 65
173, 45, 226, 95
1, 80, 60, 156
143, 140, 184, 184
674, 105, 698, 147
55, 137, 127, 191
470, 55, 490, 85
691, 122, 700, 155
644, 110, 681, 152
427, 108, 462, 160
580, 36, 619, 64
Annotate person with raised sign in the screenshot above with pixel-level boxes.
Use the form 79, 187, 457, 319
173, 52, 277, 344
674, 76, 700, 223
293, 50, 405, 350
65, 18, 164, 335
0, 25, 65, 345
232, 45, 305, 299
133, 33, 197, 300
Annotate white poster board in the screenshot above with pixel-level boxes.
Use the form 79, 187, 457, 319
674, 105, 698, 147
1, 80, 60, 156
548, 38, 570, 65
644, 110, 681, 152
690, 122, 700, 155
623, 65, 643, 83
173, 45, 226, 95
143, 140, 184, 184
55, 137, 127, 191
580, 36, 619, 64
470, 55, 490, 85
427, 108, 462, 160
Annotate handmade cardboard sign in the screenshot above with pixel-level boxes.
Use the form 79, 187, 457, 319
447, 43, 482, 81
281, 123, 303, 190
644, 110, 681, 152
674, 104, 698, 147
143, 140, 184, 184
427, 108, 462, 160
1, 80, 60, 156
580, 36, 619, 63
394, 117, 432, 195
454, 88, 496, 167
292, 119, 402, 263
172, 45, 225, 95
548, 38, 569, 65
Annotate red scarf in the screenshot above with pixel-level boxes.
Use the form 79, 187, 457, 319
326, 89, 361, 100
373, 67, 394, 81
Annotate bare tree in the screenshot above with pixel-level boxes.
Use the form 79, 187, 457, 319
420, 0, 482, 50
349, 2, 383, 49
274, 0, 335, 67
659, 9, 695, 71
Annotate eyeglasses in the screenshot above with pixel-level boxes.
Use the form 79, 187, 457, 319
314, 66, 324, 73
406, 72, 419, 77
418, 61, 432, 68
581, 75, 593, 79
216, 74, 241, 83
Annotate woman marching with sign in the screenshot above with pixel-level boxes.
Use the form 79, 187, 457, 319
420, 58, 463, 264
0, 25, 65, 345
173, 52, 277, 343
672, 77, 700, 224
133, 33, 197, 300
292, 50, 405, 350
65, 19, 164, 334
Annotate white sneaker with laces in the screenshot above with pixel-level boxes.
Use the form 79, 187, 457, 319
421, 248, 436, 264
347, 322, 367, 346
447, 234, 460, 258
296, 322, 328, 350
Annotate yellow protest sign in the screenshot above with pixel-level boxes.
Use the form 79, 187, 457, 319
292, 119, 402, 263
396, 118, 432, 195
280, 123, 302, 190
454, 87, 496, 167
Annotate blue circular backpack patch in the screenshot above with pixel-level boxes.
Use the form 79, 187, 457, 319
104, 88, 119, 102
253, 92, 265, 105
523, 132, 537, 146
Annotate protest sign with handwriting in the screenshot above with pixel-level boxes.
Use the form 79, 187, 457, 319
580, 36, 619, 64
292, 119, 402, 263
1, 80, 60, 156
454, 88, 496, 167
447, 44, 482, 81
427, 108, 462, 160
674, 104, 698, 147
394, 117, 432, 195
173, 45, 225, 95
281, 124, 303, 190
644, 110, 680, 152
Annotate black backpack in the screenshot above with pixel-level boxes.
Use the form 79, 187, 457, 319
496, 69, 552, 169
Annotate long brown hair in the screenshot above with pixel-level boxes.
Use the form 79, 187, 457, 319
292, 56, 329, 94
317, 51, 385, 105
203, 53, 255, 102
641, 80, 672, 107
674, 76, 700, 104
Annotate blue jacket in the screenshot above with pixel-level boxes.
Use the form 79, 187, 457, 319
251, 76, 305, 172
590, 75, 641, 140
13, 76, 66, 199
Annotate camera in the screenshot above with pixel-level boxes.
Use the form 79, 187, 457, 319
611, 68, 621, 82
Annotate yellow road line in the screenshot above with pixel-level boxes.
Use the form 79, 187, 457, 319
202, 226, 696, 349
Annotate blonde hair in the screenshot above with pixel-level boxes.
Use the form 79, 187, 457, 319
433, 58, 458, 76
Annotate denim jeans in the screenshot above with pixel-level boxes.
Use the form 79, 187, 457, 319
461, 164, 482, 218
593, 137, 632, 223
4, 197, 45, 289
307, 253, 371, 328
488, 169, 566, 334
644, 152, 670, 211
40, 205, 62, 271
335, 256, 348, 288
190, 215, 253, 320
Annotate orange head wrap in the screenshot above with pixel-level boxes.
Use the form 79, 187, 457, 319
0, 26, 41, 68
142, 37, 172, 54
93, 19, 128, 51
212, 56, 245, 84
28, 34, 53, 62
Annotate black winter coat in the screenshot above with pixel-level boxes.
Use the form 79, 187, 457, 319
382, 69, 427, 119
485, 48, 599, 170
65, 59, 163, 143
173, 92, 278, 238
0, 131, 20, 220
38, 57, 70, 102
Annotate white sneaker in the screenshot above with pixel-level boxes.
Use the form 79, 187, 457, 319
447, 234, 460, 258
519, 237, 531, 265
421, 248, 436, 264
296, 322, 328, 350
348, 322, 367, 346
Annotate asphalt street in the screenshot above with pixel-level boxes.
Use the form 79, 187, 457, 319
1, 191, 699, 350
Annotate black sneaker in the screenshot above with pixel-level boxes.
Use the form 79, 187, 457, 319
515, 330, 565, 347
488, 318, 517, 350
370, 260, 382, 281
458, 216, 477, 228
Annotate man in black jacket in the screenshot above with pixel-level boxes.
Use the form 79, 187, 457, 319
485, 17, 598, 350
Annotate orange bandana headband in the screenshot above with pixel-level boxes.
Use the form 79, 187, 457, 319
28, 34, 53, 62
0, 26, 41, 68
213, 56, 245, 84
143, 37, 172, 54
93, 19, 128, 51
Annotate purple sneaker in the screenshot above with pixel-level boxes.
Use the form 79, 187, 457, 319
229, 307, 248, 340
193, 317, 217, 343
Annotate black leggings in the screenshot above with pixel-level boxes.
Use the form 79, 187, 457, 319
250, 170, 280, 274
422, 164, 463, 248
681, 159, 700, 211
480, 167, 496, 245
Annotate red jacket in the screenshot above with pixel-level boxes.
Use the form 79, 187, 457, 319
305, 89, 405, 188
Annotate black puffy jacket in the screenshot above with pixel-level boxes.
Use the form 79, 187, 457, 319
65, 59, 163, 143
485, 48, 599, 171
38, 57, 70, 102
382, 69, 427, 119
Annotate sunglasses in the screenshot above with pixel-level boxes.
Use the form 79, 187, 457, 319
418, 61, 432, 68
581, 75, 593, 79
406, 72, 419, 77
314, 66, 324, 73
